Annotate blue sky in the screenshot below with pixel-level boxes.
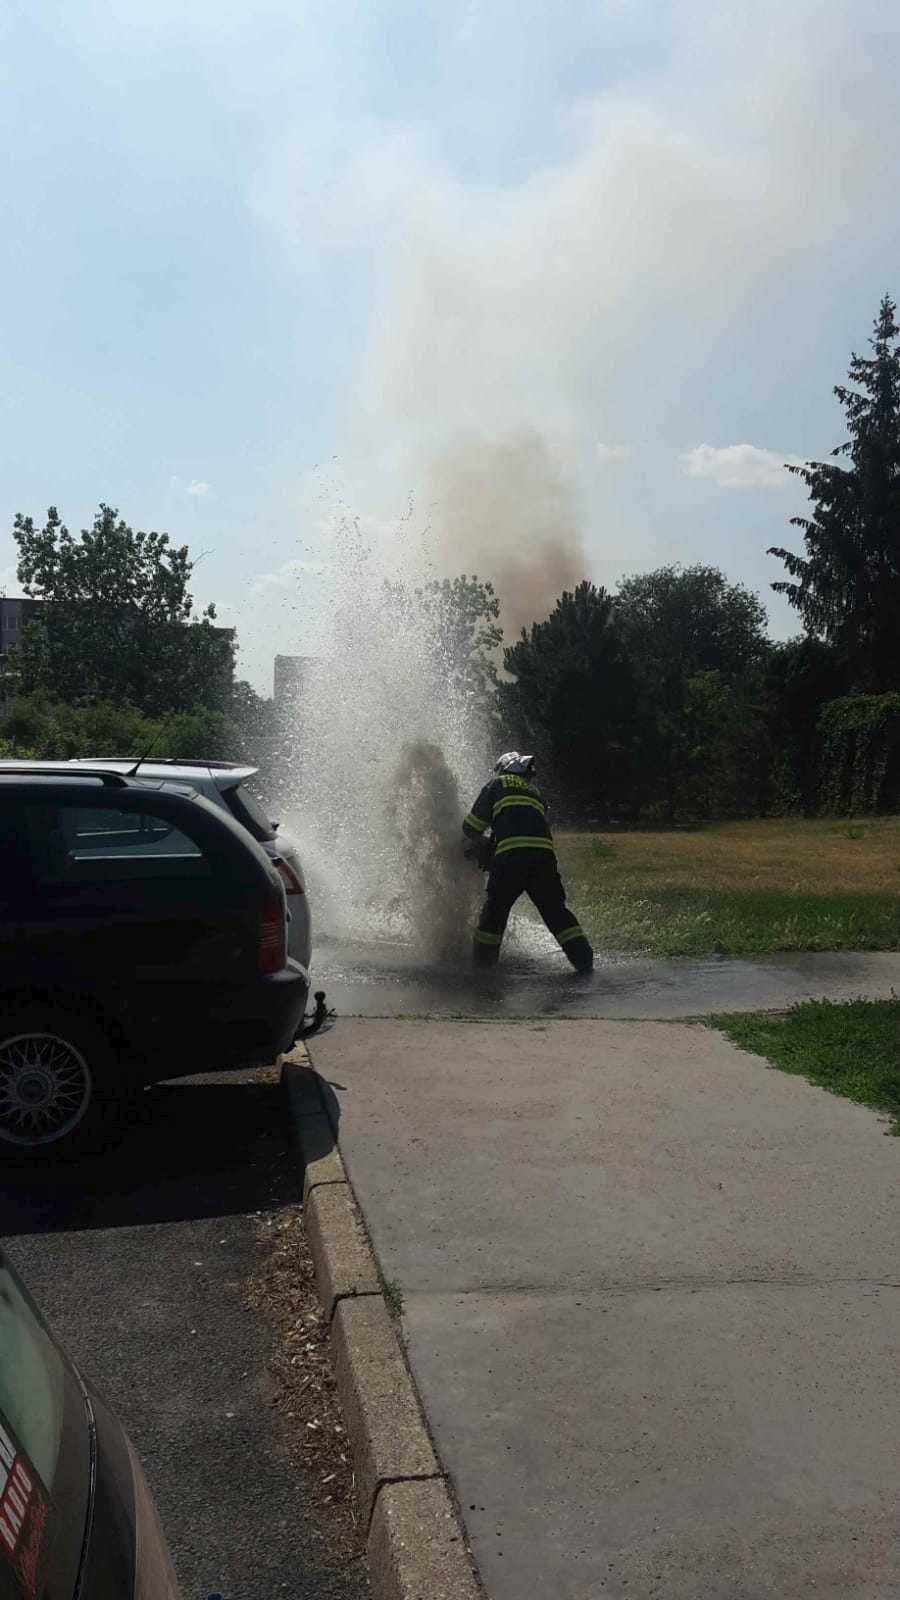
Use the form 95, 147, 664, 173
1, 0, 899, 689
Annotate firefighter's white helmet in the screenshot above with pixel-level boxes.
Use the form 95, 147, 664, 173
494, 751, 535, 777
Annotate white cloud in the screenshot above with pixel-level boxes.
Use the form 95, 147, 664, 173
169, 474, 212, 497
679, 443, 804, 490
596, 443, 633, 465
248, 557, 328, 593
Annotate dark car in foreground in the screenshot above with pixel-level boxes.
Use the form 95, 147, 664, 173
0, 767, 309, 1155
0, 1248, 181, 1599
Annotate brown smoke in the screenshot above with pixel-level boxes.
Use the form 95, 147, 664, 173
426, 428, 586, 641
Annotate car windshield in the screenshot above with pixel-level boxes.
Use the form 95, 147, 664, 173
0, 1265, 65, 1492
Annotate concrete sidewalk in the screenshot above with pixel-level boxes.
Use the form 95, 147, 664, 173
311, 1019, 900, 1600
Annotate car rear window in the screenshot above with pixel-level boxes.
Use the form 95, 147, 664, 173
21, 801, 213, 885
223, 783, 276, 843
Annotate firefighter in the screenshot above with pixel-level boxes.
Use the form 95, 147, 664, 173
462, 752, 594, 972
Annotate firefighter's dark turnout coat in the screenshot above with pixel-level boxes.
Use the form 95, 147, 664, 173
462, 774, 593, 970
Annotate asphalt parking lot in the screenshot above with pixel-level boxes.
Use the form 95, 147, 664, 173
1, 1066, 368, 1600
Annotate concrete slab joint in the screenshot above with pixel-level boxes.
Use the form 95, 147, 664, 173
332, 1295, 439, 1522
303, 1181, 381, 1322
298, 1112, 347, 1201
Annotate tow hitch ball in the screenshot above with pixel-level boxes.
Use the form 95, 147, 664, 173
296, 990, 331, 1039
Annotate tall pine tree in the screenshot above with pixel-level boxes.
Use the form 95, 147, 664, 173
769, 294, 900, 691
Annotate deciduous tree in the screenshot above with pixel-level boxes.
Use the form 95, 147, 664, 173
13, 504, 234, 715
501, 581, 637, 815
616, 564, 769, 817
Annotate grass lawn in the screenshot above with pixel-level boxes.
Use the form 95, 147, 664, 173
712, 1000, 900, 1132
555, 815, 900, 956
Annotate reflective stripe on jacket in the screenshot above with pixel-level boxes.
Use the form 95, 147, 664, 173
462, 774, 555, 857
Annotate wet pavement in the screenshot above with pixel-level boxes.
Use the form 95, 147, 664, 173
313, 936, 900, 1019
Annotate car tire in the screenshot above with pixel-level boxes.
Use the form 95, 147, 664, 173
0, 1007, 133, 1160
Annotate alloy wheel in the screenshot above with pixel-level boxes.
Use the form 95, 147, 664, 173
0, 1031, 93, 1147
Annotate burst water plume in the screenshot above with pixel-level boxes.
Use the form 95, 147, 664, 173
283, 515, 487, 956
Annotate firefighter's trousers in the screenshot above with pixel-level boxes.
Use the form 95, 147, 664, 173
473, 851, 594, 971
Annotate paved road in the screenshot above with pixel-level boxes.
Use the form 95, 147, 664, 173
311, 1018, 900, 1600
315, 935, 899, 1019
2, 1069, 367, 1600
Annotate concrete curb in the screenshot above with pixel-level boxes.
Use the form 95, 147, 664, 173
281, 1042, 483, 1600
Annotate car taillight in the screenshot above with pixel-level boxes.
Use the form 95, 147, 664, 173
273, 856, 304, 895
258, 897, 286, 973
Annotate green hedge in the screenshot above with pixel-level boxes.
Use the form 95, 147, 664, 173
0, 694, 229, 762
819, 693, 900, 813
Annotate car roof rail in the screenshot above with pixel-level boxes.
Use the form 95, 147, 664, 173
0, 765, 130, 787
135, 757, 231, 769
147, 757, 250, 772
69, 756, 250, 772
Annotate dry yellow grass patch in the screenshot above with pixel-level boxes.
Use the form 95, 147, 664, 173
555, 817, 900, 954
